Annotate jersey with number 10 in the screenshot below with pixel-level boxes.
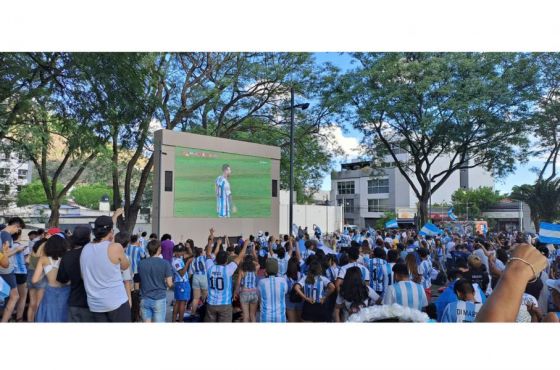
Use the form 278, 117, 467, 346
216, 175, 231, 218
205, 259, 237, 305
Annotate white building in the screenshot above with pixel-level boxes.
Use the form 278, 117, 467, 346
279, 190, 342, 234
330, 152, 494, 228
0, 146, 33, 209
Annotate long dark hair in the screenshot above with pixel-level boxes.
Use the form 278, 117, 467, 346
305, 261, 323, 285
44, 235, 69, 260
242, 255, 256, 272
340, 266, 369, 305
287, 256, 300, 281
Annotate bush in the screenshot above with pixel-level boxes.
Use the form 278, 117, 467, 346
17, 180, 64, 207
72, 183, 113, 209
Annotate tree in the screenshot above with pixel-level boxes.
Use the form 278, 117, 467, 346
17, 180, 64, 207
3, 53, 109, 226
510, 179, 560, 232
451, 187, 505, 219
71, 183, 114, 209
335, 53, 538, 225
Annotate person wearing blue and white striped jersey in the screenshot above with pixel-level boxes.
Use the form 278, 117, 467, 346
441, 279, 482, 323
324, 254, 339, 283
125, 234, 147, 290
269, 243, 290, 277
368, 247, 389, 296
382, 263, 428, 311
215, 164, 236, 218
235, 254, 259, 322
189, 247, 209, 317
258, 258, 288, 323
417, 247, 434, 301
204, 230, 247, 322
294, 260, 335, 322
336, 246, 369, 291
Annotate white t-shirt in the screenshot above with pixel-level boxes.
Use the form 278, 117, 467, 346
516, 293, 538, 323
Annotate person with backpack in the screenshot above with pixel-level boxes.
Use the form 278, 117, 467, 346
334, 266, 380, 322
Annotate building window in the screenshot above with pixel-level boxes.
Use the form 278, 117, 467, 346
0, 184, 10, 194
0, 150, 9, 161
368, 178, 389, 194
0, 199, 9, 208
0, 168, 9, 178
338, 198, 355, 213
337, 181, 355, 195
18, 169, 27, 180
368, 198, 389, 212
17, 185, 22, 192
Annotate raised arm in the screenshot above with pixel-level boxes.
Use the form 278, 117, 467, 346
112, 208, 124, 226
233, 240, 248, 266
476, 244, 547, 322
206, 228, 215, 258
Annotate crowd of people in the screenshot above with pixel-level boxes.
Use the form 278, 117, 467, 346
0, 212, 558, 323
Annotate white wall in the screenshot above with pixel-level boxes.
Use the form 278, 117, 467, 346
279, 190, 342, 234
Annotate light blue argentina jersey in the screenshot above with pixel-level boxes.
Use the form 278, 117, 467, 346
13, 242, 27, 274
382, 281, 428, 311
368, 258, 388, 293
297, 275, 332, 302
241, 271, 257, 289
383, 263, 395, 291
125, 244, 146, 275
271, 254, 289, 276
419, 259, 433, 290
215, 175, 231, 218
325, 266, 339, 283
258, 276, 287, 322
190, 256, 207, 275
441, 300, 482, 323
206, 259, 237, 305
337, 262, 369, 283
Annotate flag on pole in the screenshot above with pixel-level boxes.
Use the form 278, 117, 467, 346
448, 207, 458, 221
419, 223, 443, 236
291, 223, 298, 237
385, 219, 399, 229
539, 222, 560, 244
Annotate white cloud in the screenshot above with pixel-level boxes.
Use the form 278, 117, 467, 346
320, 124, 361, 160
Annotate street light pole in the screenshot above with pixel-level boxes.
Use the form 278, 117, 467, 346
289, 87, 295, 236
286, 87, 309, 236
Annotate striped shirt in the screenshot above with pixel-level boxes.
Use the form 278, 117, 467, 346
382, 280, 428, 311
418, 259, 433, 290
441, 300, 482, 323
297, 275, 332, 302
367, 258, 388, 293
325, 265, 339, 283
205, 259, 238, 306
241, 271, 257, 289
215, 175, 231, 218
190, 256, 207, 275
384, 263, 395, 292
258, 276, 288, 322
125, 244, 146, 275
271, 254, 289, 276
337, 262, 369, 283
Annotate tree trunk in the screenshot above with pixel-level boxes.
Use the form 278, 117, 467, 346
111, 128, 121, 210
418, 196, 429, 227
47, 201, 61, 228
118, 204, 141, 234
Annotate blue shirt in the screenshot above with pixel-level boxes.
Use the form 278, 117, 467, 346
441, 300, 482, 323
258, 276, 288, 322
367, 258, 388, 293
215, 175, 231, 217
125, 244, 146, 275
13, 241, 27, 274
435, 280, 487, 322
190, 256, 207, 275
206, 259, 237, 306
241, 271, 257, 289
382, 280, 428, 311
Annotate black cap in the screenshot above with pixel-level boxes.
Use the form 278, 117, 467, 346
93, 215, 113, 238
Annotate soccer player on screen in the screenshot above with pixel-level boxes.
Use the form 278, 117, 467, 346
216, 164, 236, 217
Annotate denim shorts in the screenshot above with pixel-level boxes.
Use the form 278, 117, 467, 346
239, 289, 258, 304
140, 297, 167, 322
192, 274, 208, 290
27, 270, 47, 290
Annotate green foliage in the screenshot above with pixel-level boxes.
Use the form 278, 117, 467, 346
375, 211, 397, 230
451, 187, 505, 219
510, 179, 560, 231
71, 183, 113, 209
17, 180, 64, 207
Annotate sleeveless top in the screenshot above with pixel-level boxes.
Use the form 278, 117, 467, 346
43, 257, 61, 274
80, 240, 128, 313
29, 254, 40, 270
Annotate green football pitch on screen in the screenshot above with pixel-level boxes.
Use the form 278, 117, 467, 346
173, 146, 272, 218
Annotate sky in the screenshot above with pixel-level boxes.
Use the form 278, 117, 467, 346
313, 52, 542, 195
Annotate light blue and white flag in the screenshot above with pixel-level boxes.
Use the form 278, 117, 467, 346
539, 222, 560, 244
419, 223, 443, 236
447, 207, 458, 221
292, 223, 298, 237
385, 219, 399, 229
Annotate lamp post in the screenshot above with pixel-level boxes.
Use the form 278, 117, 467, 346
285, 87, 309, 235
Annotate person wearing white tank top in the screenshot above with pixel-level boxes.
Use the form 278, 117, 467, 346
80, 210, 131, 322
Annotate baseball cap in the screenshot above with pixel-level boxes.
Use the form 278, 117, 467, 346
46, 227, 63, 236
265, 258, 278, 276
546, 279, 560, 293
93, 215, 113, 238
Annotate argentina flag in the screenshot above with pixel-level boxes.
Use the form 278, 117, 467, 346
419, 223, 443, 236
385, 219, 399, 229
539, 222, 560, 244
447, 207, 458, 221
